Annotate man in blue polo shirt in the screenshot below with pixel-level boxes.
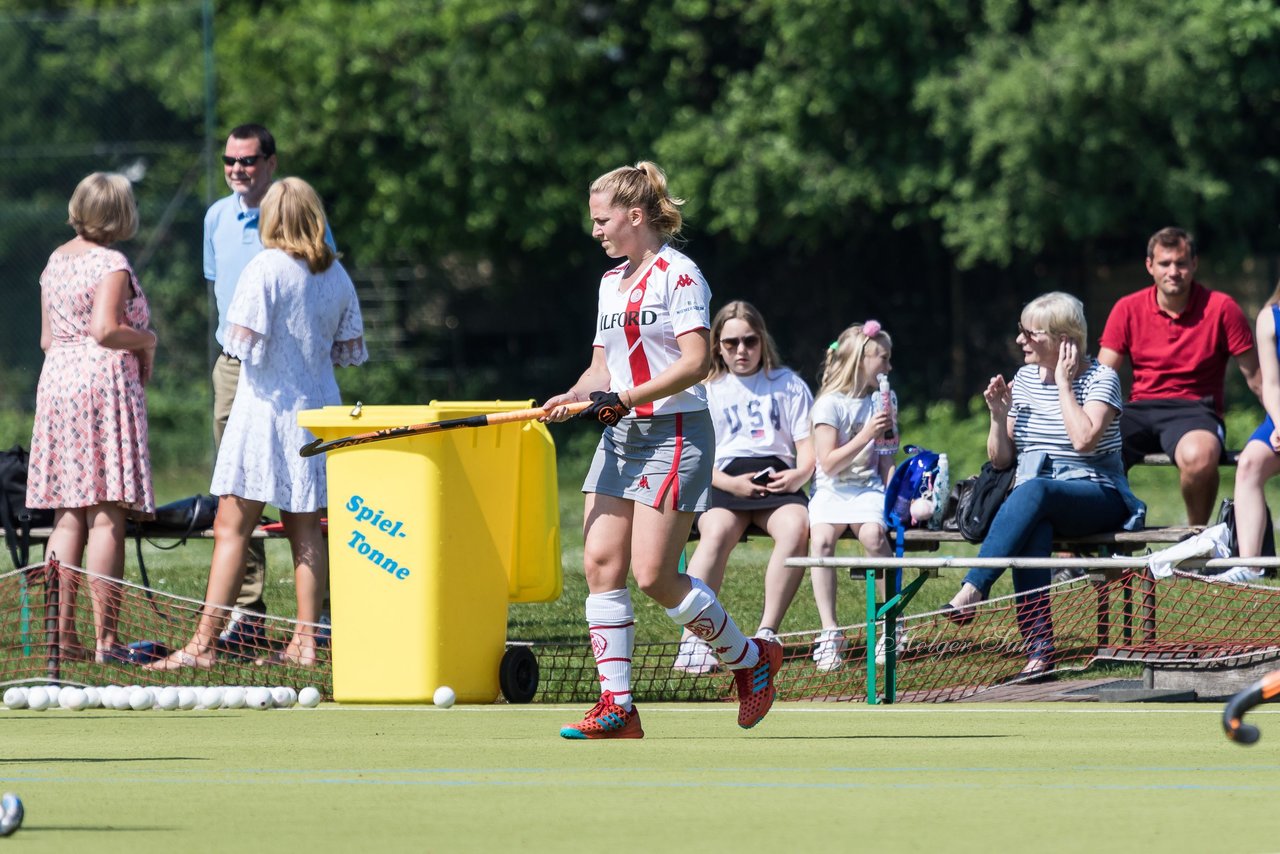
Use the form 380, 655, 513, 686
204, 123, 335, 653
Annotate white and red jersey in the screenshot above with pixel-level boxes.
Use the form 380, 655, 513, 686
592, 244, 710, 417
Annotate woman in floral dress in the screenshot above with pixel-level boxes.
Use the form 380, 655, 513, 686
27, 172, 157, 663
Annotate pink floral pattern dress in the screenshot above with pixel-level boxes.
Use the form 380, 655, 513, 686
26, 245, 155, 517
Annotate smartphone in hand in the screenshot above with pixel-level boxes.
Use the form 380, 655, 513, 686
750, 467, 777, 486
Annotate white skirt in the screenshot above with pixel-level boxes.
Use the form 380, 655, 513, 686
808, 481, 885, 526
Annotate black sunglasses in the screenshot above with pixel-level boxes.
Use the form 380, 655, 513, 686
720, 335, 760, 350
222, 155, 266, 167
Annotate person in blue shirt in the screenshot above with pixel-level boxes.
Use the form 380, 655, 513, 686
203, 124, 334, 654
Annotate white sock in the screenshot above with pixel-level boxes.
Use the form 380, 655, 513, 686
585, 589, 635, 710
666, 578, 759, 670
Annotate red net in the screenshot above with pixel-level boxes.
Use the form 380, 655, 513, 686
529, 571, 1280, 704
10, 559, 1274, 706
0, 559, 331, 697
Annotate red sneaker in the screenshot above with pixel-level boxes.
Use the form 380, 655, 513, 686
559, 690, 644, 740
734, 637, 783, 729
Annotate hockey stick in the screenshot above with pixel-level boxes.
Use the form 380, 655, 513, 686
299, 401, 591, 457
1222, 669, 1280, 745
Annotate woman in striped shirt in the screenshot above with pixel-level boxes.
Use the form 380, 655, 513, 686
943, 292, 1145, 681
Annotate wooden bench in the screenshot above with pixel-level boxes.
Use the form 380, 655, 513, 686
693, 442, 1247, 555
689, 448, 1240, 553
6, 525, 295, 572
890, 525, 1202, 554
1140, 451, 1241, 466
25, 525, 288, 546
690, 521, 1205, 554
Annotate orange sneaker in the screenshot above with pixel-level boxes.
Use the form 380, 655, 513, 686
559, 691, 644, 740
734, 637, 783, 729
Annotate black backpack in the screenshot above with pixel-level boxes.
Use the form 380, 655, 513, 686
1216, 497, 1276, 565
948, 462, 1015, 544
0, 445, 55, 569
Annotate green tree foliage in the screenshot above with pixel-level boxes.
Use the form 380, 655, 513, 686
197, 0, 991, 398
210, 1, 607, 260
0, 3, 210, 467
653, 0, 972, 245
917, 0, 1280, 268
4, 0, 1279, 447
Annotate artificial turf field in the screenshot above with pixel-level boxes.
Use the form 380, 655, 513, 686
0, 702, 1277, 852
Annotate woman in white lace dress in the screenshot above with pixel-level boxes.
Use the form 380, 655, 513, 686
150, 177, 366, 670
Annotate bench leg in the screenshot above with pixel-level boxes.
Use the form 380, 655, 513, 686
865, 569, 880, 705
862, 568, 929, 705
1140, 572, 1157, 643
1121, 577, 1133, 644
1093, 579, 1110, 651
883, 570, 900, 704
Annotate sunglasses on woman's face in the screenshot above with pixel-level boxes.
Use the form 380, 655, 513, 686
1017, 323, 1049, 340
720, 335, 760, 350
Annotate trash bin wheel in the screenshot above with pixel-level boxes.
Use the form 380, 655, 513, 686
499, 645, 539, 704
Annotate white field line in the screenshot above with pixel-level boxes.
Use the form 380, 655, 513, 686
283, 703, 1280, 716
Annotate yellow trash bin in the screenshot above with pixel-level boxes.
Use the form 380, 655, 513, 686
297, 401, 563, 704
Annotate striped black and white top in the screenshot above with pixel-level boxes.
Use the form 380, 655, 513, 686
1010, 359, 1123, 485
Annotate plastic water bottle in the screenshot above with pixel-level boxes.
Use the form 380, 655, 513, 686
931, 453, 950, 530
873, 373, 899, 456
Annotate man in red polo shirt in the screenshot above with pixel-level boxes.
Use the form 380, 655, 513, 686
1098, 227, 1261, 525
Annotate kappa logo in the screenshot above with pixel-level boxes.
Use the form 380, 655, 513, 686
675, 273, 694, 288
686, 616, 715, 639
589, 631, 607, 659
638, 475, 650, 490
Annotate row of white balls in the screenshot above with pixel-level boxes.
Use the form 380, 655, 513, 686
3, 684, 323, 712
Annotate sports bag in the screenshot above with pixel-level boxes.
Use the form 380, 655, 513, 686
142, 494, 220, 539
128, 494, 222, 617
1215, 497, 1275, 563
951, 461, 1015, 544
883, 445, 950, 556
0, 445, 55, 569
